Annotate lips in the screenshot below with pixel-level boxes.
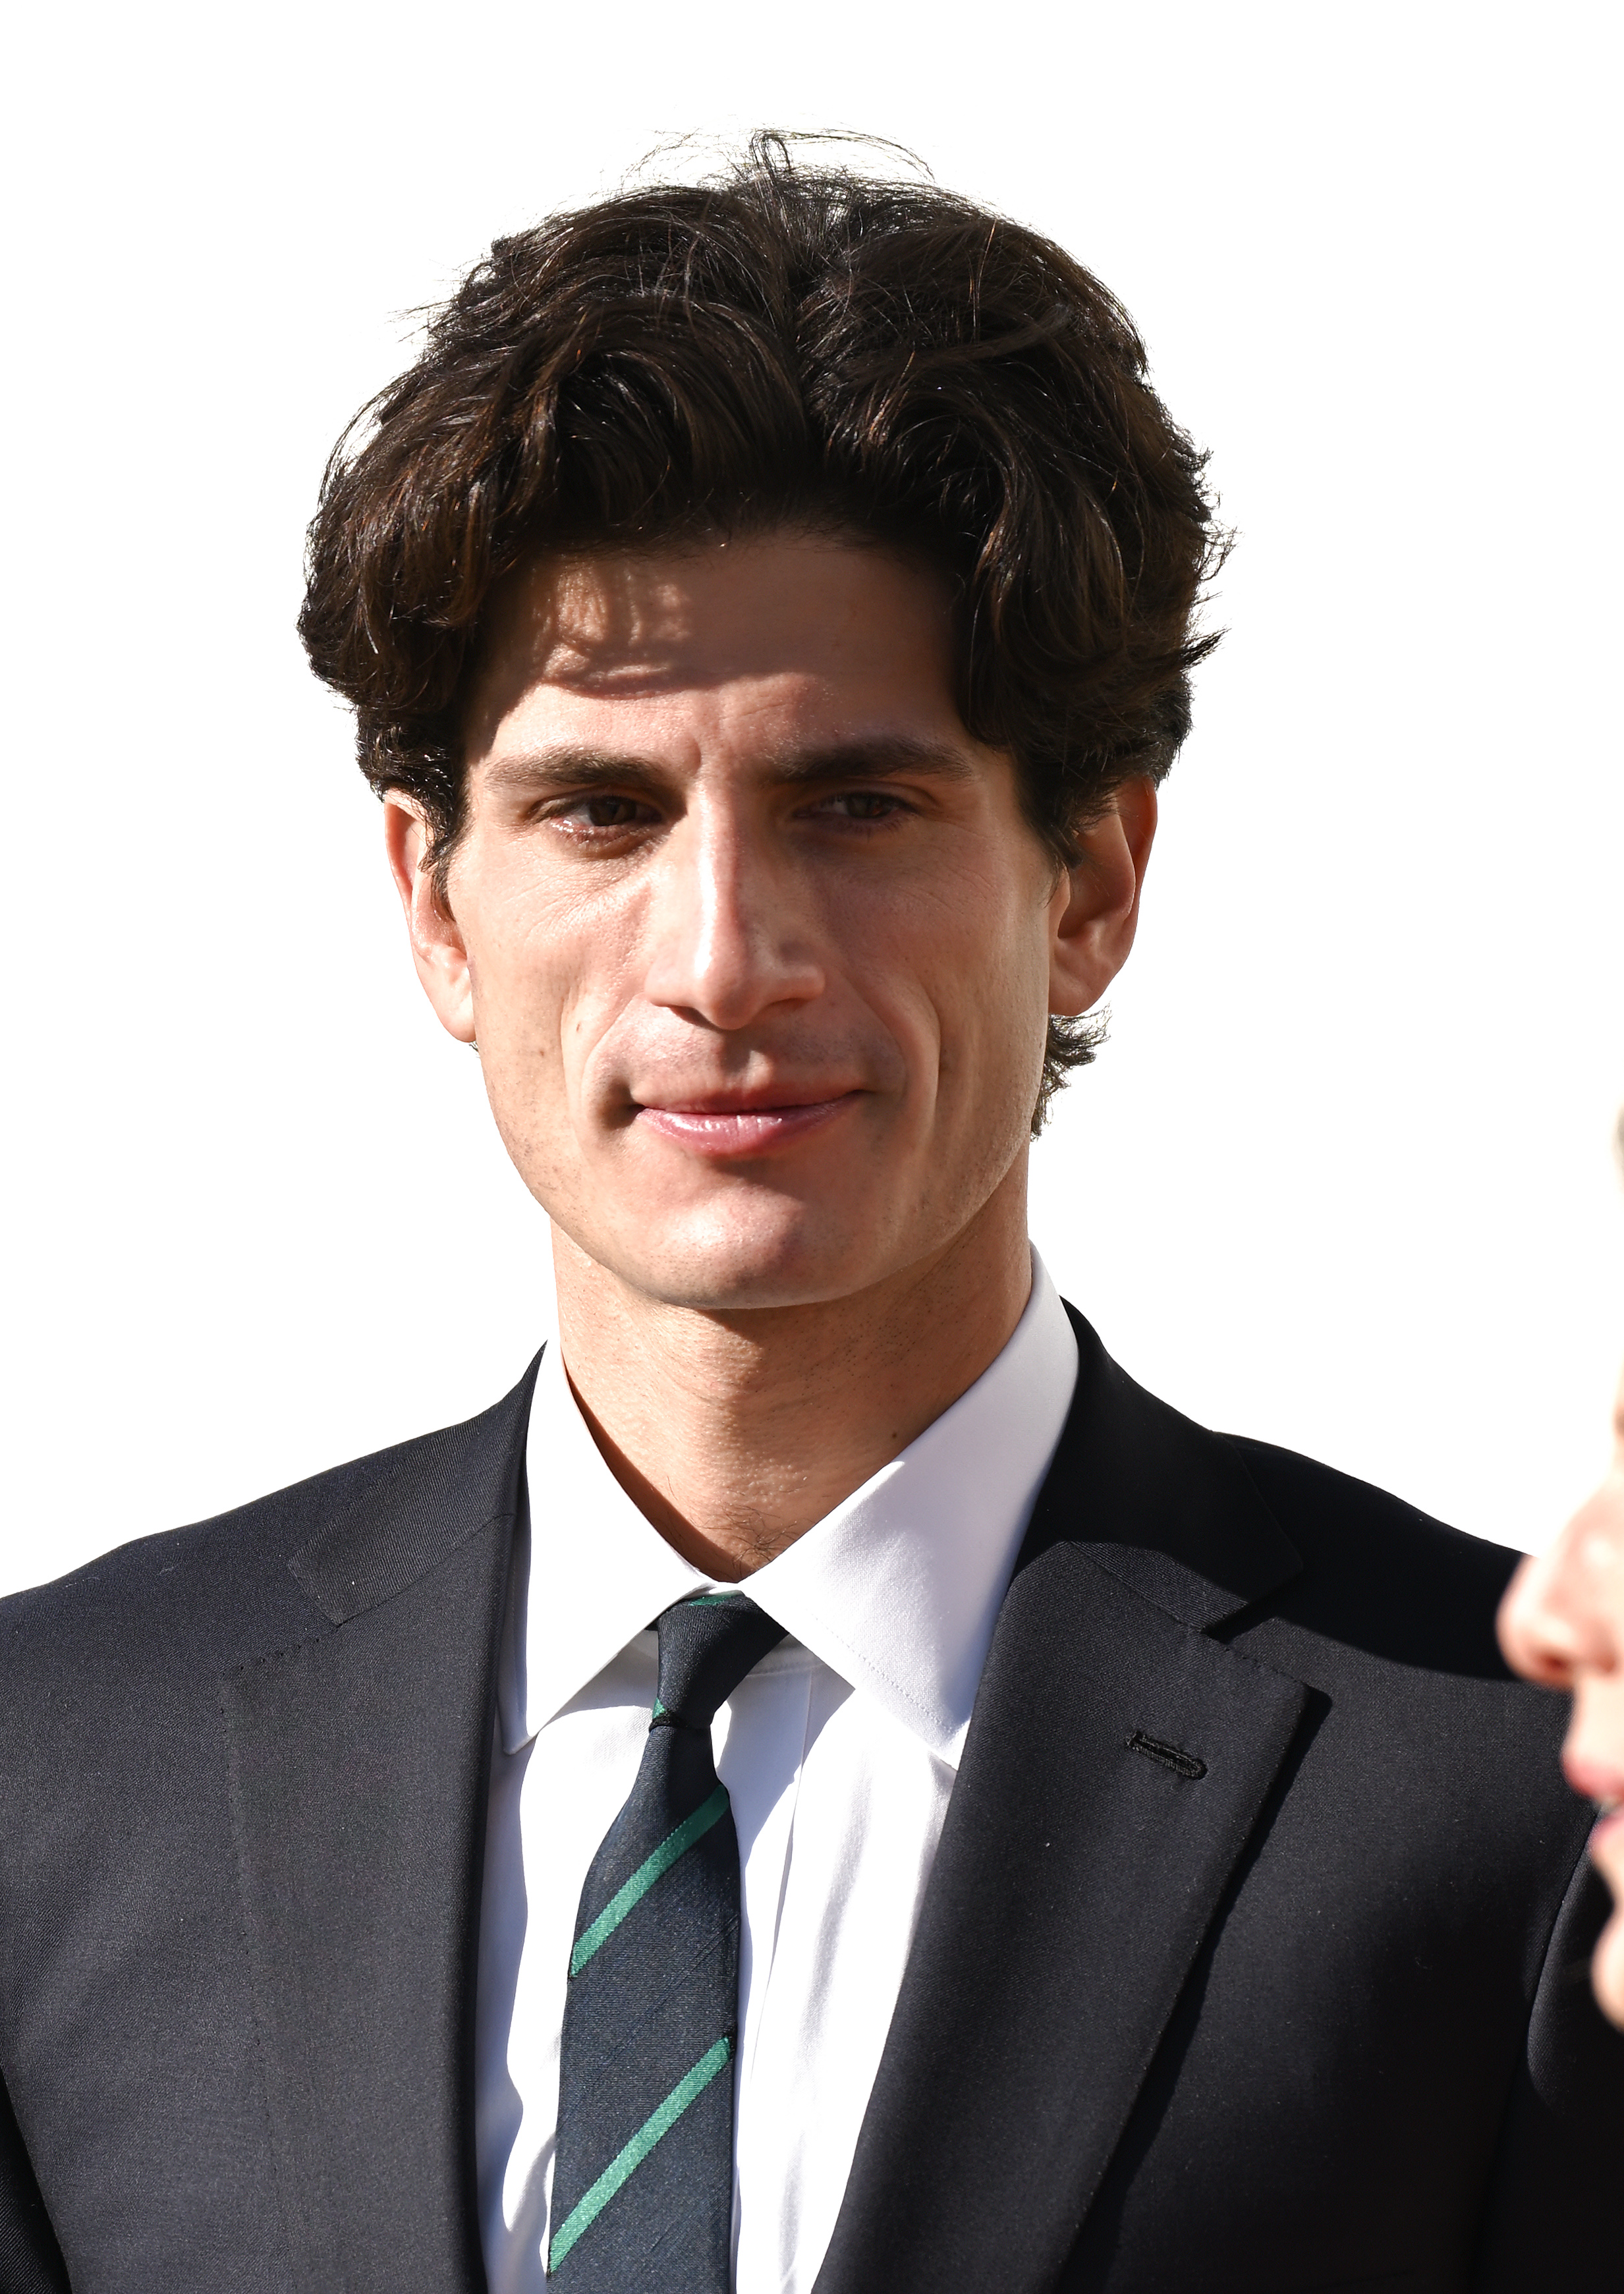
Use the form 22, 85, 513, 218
1591, 1802, 1624, 1859
632, 1089, 862, 1156
1563, 1750, 1624, 1806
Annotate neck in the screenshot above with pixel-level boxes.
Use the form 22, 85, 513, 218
551, 1167, 1034, 1579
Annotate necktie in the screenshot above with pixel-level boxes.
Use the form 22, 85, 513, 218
548, 1592, 786, 2286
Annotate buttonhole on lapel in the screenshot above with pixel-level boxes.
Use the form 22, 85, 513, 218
1127, 1730, 1206, 1781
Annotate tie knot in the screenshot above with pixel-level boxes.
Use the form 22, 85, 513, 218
652, 1594, 785, 1728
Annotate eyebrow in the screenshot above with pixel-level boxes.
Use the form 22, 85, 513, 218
479, 735, 980, 796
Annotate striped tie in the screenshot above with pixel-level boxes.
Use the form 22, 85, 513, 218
548, 1592, 786, 2287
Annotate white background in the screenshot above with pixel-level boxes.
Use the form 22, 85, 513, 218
3, 0, 1619, 1596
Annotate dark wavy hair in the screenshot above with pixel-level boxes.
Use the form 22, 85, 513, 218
298, 134, 1222, 1123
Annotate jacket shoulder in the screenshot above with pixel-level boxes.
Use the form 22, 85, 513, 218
0, 1360, 540, 1680
1222, 1432, 1521, 1677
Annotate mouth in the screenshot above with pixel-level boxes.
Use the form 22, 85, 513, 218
1563, 1751, 1624, 1855
1590, 1803, 1624, 1867
631, 1088, 864, 1157
1563, 1750, 1624, 1806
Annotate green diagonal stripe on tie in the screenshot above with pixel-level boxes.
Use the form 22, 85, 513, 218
569, 1785, 730, 1977
547, 2036, 734, 2272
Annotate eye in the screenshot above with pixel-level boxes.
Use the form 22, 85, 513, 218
808, 789, 913, 826
547, 792, 661, 833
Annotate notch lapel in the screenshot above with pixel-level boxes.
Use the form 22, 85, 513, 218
221, 1362, 538, 2294
815, 1313, 1309, 2294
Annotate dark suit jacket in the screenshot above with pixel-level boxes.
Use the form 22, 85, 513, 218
2, 1309, 1620, 2293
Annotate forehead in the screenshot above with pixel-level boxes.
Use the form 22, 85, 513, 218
464, 532, 963, 756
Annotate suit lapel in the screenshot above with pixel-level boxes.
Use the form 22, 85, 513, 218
222, 1362, 538, 2294
815, 1311, 1309, 2294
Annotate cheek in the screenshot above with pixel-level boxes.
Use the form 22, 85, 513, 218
464, 878, 627, 1056
839, 887, 1047, 1119
920, 878, 1051, 1080
459, 943, 621, 1189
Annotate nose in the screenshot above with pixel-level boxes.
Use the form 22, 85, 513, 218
1498, 1475, 1624, 1690
641, 795, 826, 1032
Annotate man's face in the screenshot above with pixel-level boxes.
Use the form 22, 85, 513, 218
390, 532, 1147, 1313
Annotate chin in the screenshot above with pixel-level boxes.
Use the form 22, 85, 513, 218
590, 1200, 908, 1314
1592, 1899, 1624, 2030
1591, 1831, 1624, 2029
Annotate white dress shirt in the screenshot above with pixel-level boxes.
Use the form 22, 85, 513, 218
474, 1252, 1078, 2293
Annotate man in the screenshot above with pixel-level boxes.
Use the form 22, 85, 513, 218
1, 140, 1618, 2293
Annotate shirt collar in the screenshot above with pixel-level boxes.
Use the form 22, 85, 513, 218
507, 1250, 1078, 1768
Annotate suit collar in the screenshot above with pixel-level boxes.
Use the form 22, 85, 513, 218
816, 1308, 1309, 2294
224, 1358, 538, 2294
1030, 1302, 1303, 1631
287, 1355, 541, 1627
280, 1302, 1291, 1649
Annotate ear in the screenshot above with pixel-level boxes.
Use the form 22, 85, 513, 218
383, 795, 477, 1044
1047, 776, 1158, 1017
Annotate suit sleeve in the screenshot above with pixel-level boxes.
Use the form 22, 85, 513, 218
0, 2059, 70, 2294
1472, 1849, 1624, 2288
